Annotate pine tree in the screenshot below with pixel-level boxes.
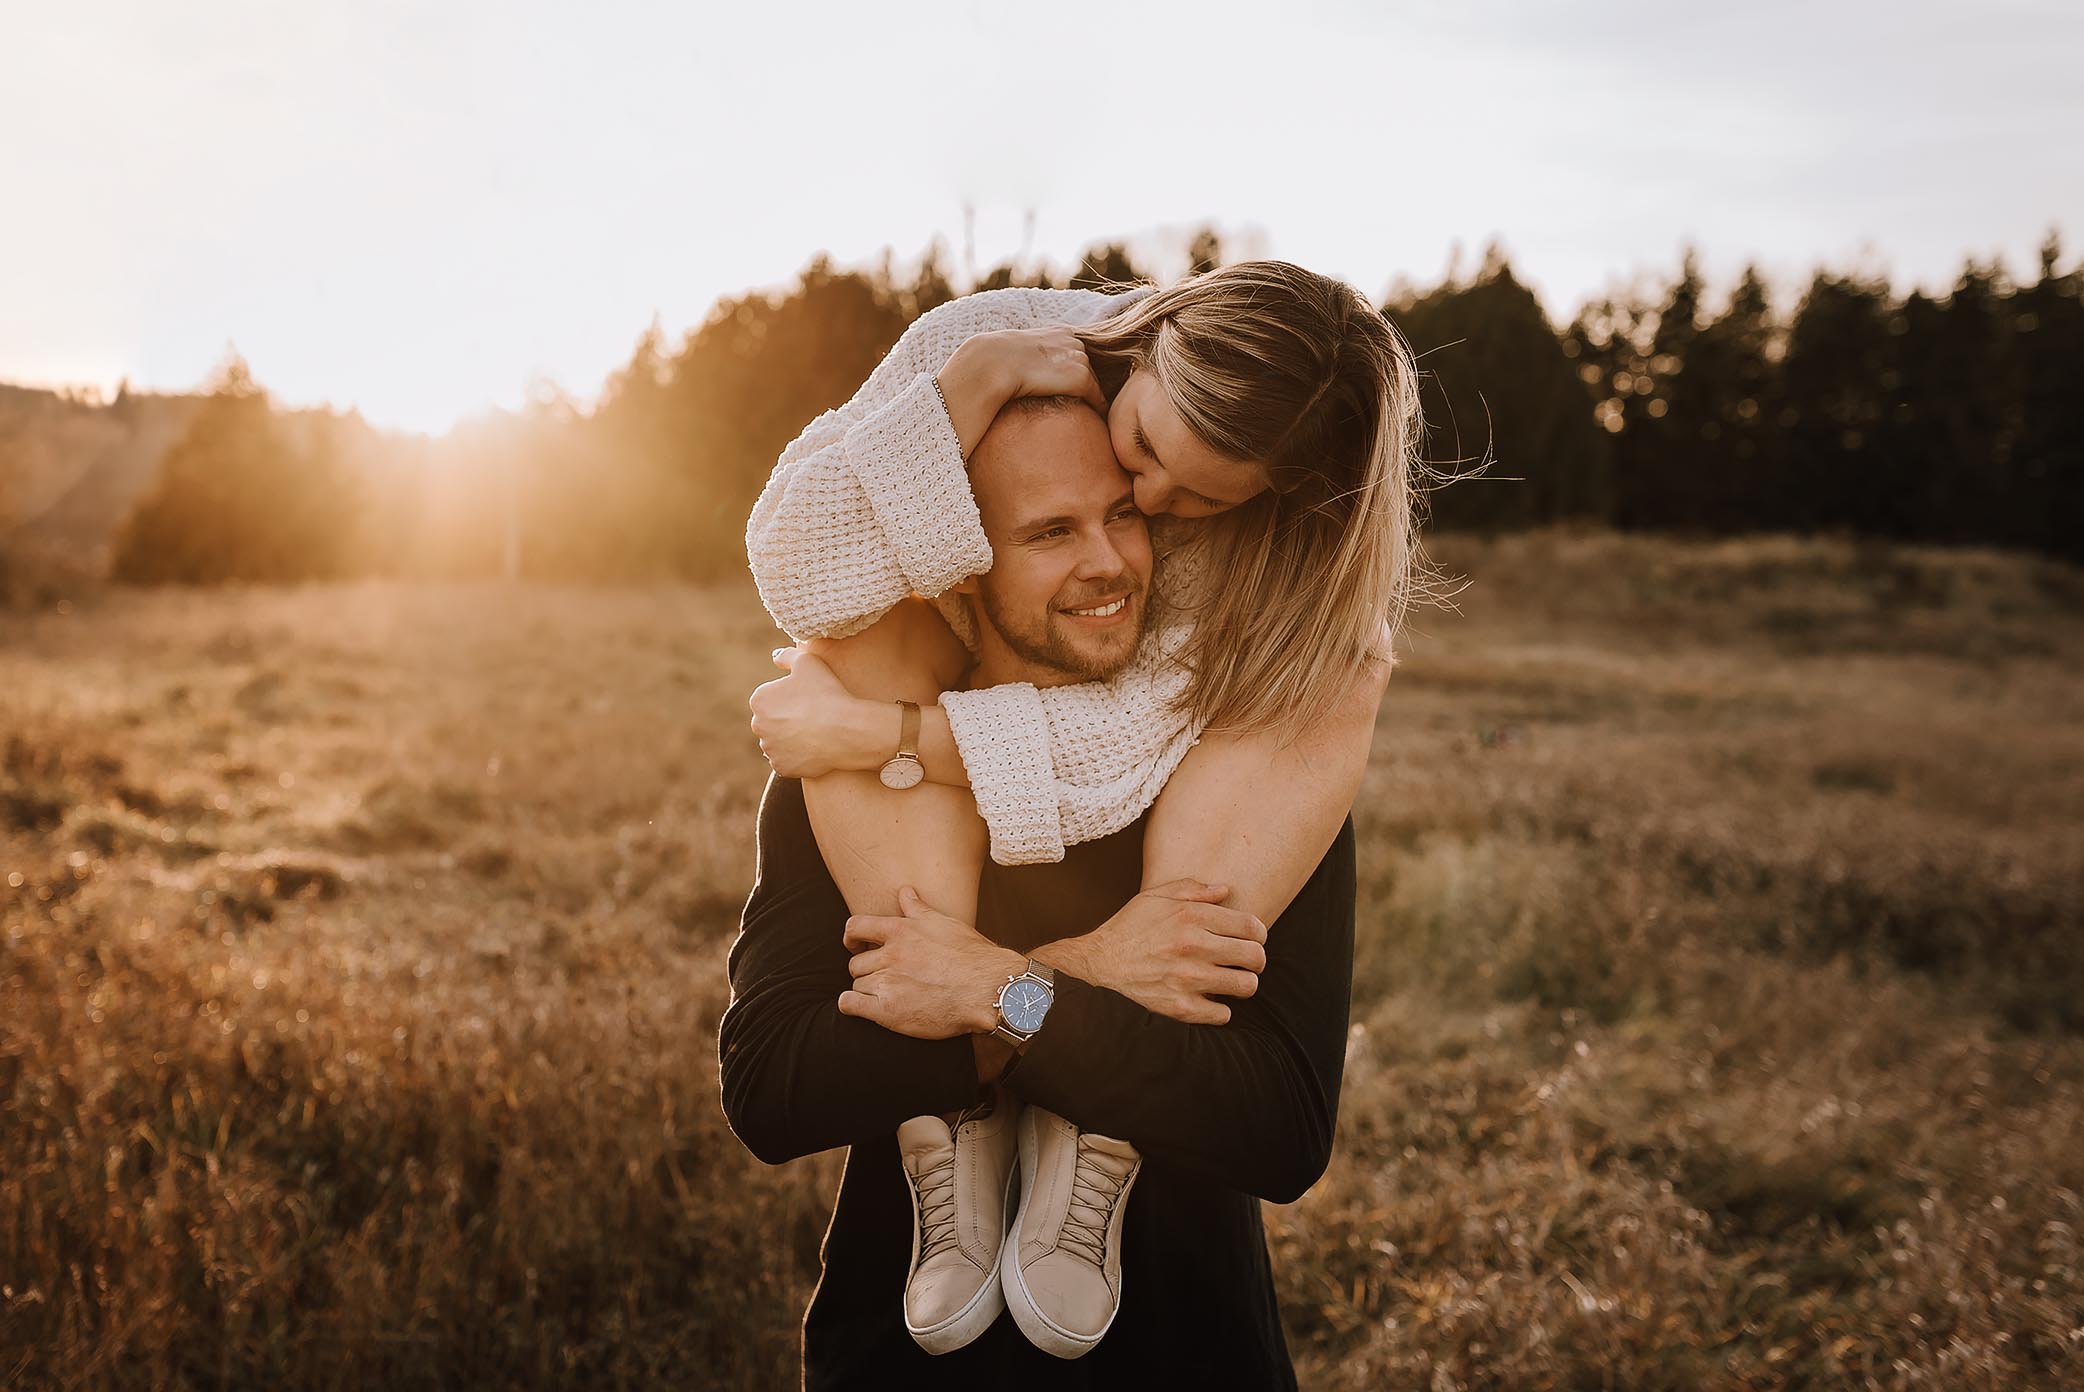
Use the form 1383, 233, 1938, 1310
1617, 248, 1707, 530
653, 258, 912, 579
1777, 270, 1895, 533
902, 239, 959, 320
110, 352, 368, 583
1069, 242, 1146, 291
1391, 254, 1615, 530
1687, 265, 1778, 531
2010, 231, 2084, 560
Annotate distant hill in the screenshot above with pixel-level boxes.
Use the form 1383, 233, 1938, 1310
0, 382, 200, 577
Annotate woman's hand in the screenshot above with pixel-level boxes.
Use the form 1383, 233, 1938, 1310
1038, 879, 1269, 1026
936, 327, 1109, 457
974, 326, 1110, 409
748, 647, 895, 779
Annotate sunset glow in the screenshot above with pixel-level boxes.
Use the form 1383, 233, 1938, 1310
4, 0, 2080, 434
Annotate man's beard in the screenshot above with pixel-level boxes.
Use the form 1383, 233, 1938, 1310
976, 576, 1149, 683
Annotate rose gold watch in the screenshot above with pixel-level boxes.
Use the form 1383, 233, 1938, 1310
878, 700, 924, 790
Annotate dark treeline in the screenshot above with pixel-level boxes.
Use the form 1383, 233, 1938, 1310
102, 226, 2084, 585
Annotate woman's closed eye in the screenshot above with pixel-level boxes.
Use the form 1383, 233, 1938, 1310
1168, 489, 1228, 516
1136, 425, 1224, 513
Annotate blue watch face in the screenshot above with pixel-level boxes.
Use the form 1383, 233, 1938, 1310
1001, 979, 1052, 1033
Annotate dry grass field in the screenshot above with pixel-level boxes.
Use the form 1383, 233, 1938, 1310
4, 526, 2082, 1389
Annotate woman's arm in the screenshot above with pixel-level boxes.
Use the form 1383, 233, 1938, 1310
749, 647, 976, 789
937, 521, 1214, 863
938, 654, 1203, 866
743, 287, 1119, 641
748, 526, 1391, 911
1142, 651, 1391, 928
752, 621, 1206, 866
718, 775, 983, 1165
722, 772, 1278, 1164
1007, 817, 1359, 1204
752, 623, 1387, 917
743, 298, 994, 642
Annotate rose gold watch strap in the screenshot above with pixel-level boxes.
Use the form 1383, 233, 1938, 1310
897, 699, 920, 760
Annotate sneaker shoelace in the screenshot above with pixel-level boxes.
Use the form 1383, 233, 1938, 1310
1057, 1138, 1137, 1267
911, 1095, 1000, 1267
911, 1153, 962, 1265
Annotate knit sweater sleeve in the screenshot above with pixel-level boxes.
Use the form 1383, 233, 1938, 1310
937, 523, 1211, 866
744, 287, 1104, 640
745, 283, 1198, 864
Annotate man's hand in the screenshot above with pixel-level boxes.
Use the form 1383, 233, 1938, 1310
748, 647, 891, 778
1038, 878, 1267, 1026
839, 886, 1028, 1039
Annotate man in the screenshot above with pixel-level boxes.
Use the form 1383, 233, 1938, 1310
720, 396, 1358, 1388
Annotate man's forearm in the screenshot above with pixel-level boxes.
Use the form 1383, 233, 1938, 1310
957, 934, 1130, 1086
999, 820, 1360, 1204
1028, 932, 1104, 984
1025, 906, 1252, 1028
1003, 973, 1343, 1204
973, 1032, 1016, 1084
720, 776, 987, 1165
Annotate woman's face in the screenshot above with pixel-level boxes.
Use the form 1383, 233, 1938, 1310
1106, 368, 1271, 519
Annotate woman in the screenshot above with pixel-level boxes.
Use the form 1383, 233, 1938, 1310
743, 259, 1435, 1357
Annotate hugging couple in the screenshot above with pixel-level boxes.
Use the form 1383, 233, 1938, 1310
719, 260, 1430, 1389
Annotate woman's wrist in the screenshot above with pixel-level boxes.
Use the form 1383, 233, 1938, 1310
845, 696, 905, 772
935, 338, 1015, 459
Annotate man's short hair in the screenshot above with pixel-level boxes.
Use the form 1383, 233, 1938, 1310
989, 393, 1105, 430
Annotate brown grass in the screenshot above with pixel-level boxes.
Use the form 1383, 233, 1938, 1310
3, 528, 2081, 1389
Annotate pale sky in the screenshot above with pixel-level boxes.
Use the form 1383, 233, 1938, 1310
5, 0, 2080, 436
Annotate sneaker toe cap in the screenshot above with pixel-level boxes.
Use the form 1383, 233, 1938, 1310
1021, 1254, 1118, 1336
906, 1260, 991, 1328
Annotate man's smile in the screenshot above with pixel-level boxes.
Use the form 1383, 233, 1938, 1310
1059, 592, 1135, 624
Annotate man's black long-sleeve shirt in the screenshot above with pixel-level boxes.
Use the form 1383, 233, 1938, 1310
717, 774, 1357, 1389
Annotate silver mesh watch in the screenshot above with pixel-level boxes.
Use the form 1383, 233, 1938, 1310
991, 960, 1057, 1047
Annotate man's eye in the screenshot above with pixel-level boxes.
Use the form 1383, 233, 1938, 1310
1035, 527, 1068, 540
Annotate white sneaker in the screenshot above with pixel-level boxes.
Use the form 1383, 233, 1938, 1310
897, 1086, 1021, 1354
1000, 1105, 1142, 1359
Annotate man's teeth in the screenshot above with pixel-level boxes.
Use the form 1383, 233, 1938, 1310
1066, 596, 1128, 617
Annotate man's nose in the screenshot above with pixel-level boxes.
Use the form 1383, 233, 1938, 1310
1073, 527, 1129, 580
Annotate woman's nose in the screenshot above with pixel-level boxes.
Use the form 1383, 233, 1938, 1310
1131, 474, 1172, 516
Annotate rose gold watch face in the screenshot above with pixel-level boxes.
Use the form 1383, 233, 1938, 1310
879, 756, 924, 790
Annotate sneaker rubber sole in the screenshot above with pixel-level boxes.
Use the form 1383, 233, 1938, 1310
999, 1109, 1137, 1360
905, 1153, 1021, 1354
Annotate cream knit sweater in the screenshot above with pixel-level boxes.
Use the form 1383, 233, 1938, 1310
744, 285, 1212, 866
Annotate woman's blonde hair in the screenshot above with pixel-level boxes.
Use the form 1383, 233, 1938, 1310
1075, 259, 1444, 738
